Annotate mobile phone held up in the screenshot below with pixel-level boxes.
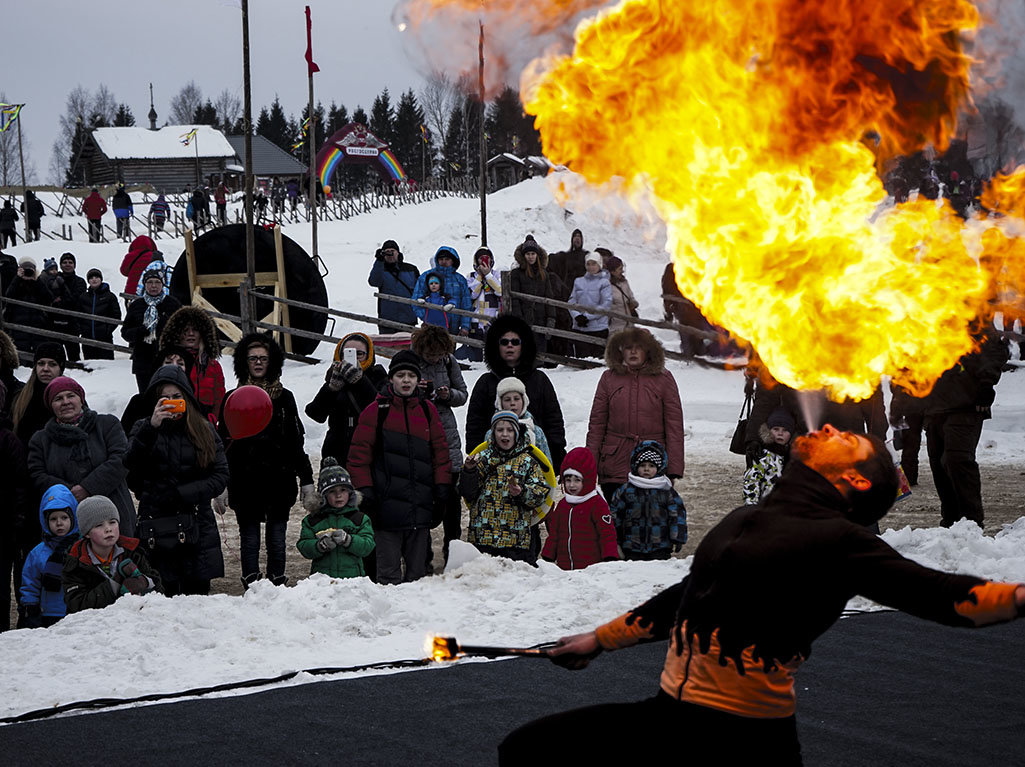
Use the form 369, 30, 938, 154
163, 398, 186, 414
343, 346, 359, 367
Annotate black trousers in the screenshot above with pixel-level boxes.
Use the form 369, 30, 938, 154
898, 411, 924, 485
499, 691, 802, 766
925, 411, 985, 527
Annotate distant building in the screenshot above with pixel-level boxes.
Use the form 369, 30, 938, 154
78, 126, 237, 190
225, 135, 308, 186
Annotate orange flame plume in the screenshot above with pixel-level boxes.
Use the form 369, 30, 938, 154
409, 0, 1025, 399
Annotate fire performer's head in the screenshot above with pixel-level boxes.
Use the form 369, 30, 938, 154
792, 424, 898, 526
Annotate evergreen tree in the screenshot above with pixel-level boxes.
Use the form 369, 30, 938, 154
326, 102, 349, 136
443, 103, 466, 179
369, 89, 394, 144
300, 101, 327, 149
255, 106, 271, 139
113, 103, 136, 127
192, 100, 218, 126
392, 89, 428, 181
256, 96, 291, 152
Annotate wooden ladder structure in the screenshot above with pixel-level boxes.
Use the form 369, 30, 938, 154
182, 226, 294, 354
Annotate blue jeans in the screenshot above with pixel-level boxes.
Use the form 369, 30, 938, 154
239, 519, 288, 579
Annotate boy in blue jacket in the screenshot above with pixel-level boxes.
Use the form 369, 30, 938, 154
20, 485, 79, 628
609, 440, 688, 560
412, 246, 471, 335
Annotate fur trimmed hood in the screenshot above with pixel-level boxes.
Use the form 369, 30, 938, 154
513, 237, 549, 272
411, 324, 455, 361
484, 314, 537, 376
232, 332, 284, 384
159, 306, 222, 359
604, 327, 665, 376
0, 329, 18, 372
334, 332, 378, 370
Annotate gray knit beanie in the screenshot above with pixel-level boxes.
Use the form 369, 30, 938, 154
76, 496, 120, 535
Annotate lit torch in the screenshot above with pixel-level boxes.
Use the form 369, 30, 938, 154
429, 635, 558, 662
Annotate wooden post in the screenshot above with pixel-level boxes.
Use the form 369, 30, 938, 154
273, 225, 293, 354
500, 270, 511, 314
478, 20, 487, 246
184, 229, 198, 302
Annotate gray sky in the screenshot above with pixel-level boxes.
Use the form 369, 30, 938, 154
5, 1, 427, 183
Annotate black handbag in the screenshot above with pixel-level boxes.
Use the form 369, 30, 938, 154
729, 391, 754, 455
138, 514, 199, 551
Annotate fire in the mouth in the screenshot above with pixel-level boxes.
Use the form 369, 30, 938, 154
406, 0, 1025, 400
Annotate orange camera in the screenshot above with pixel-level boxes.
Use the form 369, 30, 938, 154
163, 398, 186, 414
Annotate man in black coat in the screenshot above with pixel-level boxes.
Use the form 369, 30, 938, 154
78, 269, 122, 360
924, 326, 1009, 528
501, 426, 1025, 766
3, 258, 52, 353
465, 314, 566, 469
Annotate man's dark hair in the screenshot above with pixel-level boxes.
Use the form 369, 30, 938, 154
846, 433, 899, 526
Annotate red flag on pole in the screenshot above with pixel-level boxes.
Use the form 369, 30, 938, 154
305, 6, 320, 75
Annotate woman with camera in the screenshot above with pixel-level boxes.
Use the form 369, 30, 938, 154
125, 364, 228, 596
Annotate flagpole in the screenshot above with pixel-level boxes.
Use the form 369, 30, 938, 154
16, 108, 27, 242
242, 0, 256, 333
306, 5, 319, 261
194, 129, 201, 186
478, 19, 487, 247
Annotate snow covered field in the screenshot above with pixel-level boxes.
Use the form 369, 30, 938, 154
1, 176, 1023, 721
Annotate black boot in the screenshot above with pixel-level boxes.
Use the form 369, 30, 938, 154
269, 574, 288, 587
241, 572, 262, 591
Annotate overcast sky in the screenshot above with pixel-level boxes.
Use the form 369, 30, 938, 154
5, 1, 428, 183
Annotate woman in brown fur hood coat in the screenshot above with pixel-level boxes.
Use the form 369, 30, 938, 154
159, 306, 224, 422
585, 327, 685, 497
508, 236, 556, 352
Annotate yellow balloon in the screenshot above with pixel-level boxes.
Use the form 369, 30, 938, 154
323, 185, 332, 194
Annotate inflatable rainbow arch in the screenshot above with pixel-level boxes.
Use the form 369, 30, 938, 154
317, 145, 406, 188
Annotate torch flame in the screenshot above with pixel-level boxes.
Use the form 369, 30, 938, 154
429, 635, 460, 662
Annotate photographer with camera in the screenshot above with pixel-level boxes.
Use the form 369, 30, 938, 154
3, 257, 53, 354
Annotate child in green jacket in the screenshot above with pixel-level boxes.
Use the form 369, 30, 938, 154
297, 458, 375, 578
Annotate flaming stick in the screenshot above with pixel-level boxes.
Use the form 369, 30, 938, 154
430, 636, 558, 662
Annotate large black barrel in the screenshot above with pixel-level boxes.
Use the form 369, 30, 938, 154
169, 224, 328, 356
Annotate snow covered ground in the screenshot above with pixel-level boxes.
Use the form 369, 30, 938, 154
2, 176, 1023, 721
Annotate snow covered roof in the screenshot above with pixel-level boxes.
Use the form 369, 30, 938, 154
91, 126, 236, 160
225, 134, 308, 175
488, 152, 526, 166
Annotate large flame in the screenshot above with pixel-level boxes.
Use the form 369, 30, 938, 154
408, 0, 1025, 398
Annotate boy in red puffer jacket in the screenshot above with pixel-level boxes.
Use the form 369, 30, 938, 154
541, 447, 618, 570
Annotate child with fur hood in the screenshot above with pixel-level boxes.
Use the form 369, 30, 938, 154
742, 407, 795, 505
159, 306, 225, 423
541, 447, 618, 570
459, 411, 551, 564
609, 440, 688, 560
20, 485, 79, 628
297, 458, 375, 579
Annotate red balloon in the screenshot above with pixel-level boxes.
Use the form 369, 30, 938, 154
223, 385, 273, 439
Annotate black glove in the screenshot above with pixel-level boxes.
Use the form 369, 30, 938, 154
744, 440, 762, 463
574, 315, 589, 327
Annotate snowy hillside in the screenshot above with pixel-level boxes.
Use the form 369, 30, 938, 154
2, 175, 1024, 721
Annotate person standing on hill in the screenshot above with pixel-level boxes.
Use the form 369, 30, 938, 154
81, 188, 107, 243
149, 193, 170, 232
464, 246, 502, 362
21, 191, 44, 242
111, 185, 133, 240
121, 267, 183, 393
368, 239, 420, 334
0, 200, 19, 248
159, 306, 226, 423
77, 269, 121, 360
603, 251, 639, 335
508, 236, 556, 356
568, 252, 613, 358
214, 181, 229, 226
411, 246, 472, 336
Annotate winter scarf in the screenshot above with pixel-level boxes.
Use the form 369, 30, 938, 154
627, 473, 673, 490
143, 293, 165, 336
563, 488, 600, 504
46, 408, 97, 464
245, 376, 283, 400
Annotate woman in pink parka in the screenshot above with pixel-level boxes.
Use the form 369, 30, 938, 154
586, 327, 685, 499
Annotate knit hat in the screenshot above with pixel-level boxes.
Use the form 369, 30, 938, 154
19, 256, 36, 270
34, 342, 67, 370
766, 408, 796, 433
584, 252, 603, 267
142, 260, 168, 284
44, 376, 86, 411
630, 440, 667, 475
60, 252, 77, 265
494, 376, 529, 411
86, 268, 103, 280
427, 274, 441, 286
381, 239, 400, 252
43, 258, 58, 271
520, 236, 540, 255
76, 496, 119, 535
388, 350, 422, 380
490, 409, 523, 437
560, 447, 597, 494
318, 456, 353, 497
